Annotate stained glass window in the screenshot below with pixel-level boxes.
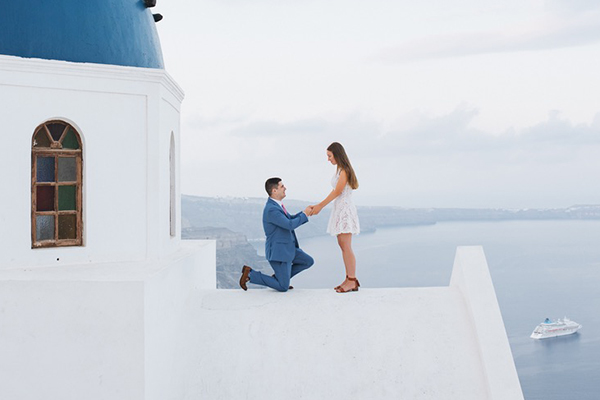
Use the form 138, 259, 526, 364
32, 121, 83, 248
36, 186, 55, 212
58, 157, 77, 182
58, 215, 77, 240
34, 128, 51, 148
47, 122, 66, 141
61, 128, 80, 150
58, 185, 76, 211
36, 156, 55, 182
36, 215, 55, 241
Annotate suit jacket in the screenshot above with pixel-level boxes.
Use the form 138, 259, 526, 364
263, 198, 308, 263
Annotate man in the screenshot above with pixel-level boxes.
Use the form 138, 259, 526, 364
240, 177, 314, 292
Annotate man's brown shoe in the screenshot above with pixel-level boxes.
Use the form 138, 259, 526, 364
240, 265, 252, 291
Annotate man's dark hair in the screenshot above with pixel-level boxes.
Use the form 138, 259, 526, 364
265, 177, 282, 197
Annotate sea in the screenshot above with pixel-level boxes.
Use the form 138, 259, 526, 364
253, 220, 600, 400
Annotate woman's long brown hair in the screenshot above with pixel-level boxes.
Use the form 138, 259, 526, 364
327, 142, 358, 190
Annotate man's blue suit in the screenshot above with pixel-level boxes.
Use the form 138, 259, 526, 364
248, 197, 314, 291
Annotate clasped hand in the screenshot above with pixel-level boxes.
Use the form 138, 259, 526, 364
304, 205, 321, 216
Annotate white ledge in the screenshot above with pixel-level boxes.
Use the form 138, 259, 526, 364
0, 54, 185, 102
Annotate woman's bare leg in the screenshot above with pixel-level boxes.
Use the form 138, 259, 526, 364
336, 233, 357, 291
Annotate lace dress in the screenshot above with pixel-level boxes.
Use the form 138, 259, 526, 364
326, 171, 360, 236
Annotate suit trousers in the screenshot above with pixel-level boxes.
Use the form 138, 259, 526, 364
249, 249, 314, 292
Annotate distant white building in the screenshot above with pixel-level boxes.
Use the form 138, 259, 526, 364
0, 1, 215, 399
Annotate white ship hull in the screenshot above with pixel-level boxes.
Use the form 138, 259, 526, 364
530, 318, 581, 339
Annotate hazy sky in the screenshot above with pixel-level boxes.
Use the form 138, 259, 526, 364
155, 0, 600, 208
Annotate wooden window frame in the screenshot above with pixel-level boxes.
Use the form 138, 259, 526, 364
31, 121, 83, 248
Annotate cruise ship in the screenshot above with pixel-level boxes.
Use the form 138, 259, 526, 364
530, 317, 582, 339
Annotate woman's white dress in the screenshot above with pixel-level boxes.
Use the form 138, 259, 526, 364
326, 171, 360, 236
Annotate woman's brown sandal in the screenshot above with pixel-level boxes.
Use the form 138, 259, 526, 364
336, 277, 360, 293
334, 275, 349, 291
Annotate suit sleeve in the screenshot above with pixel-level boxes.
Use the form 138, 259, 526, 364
267, 208, 308, 231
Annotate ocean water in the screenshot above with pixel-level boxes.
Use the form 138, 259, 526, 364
255, 220, 600, 399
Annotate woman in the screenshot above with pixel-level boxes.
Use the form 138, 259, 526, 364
310, 142, 360, 293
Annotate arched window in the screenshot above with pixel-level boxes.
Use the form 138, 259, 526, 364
31, 121, 83, 248
169, 132, 176, 237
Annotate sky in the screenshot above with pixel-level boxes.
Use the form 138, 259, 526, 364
155, 0, 600, 208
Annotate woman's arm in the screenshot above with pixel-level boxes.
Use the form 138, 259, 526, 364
311, 170, 348, 215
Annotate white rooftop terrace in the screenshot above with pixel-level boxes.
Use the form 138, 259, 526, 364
173, 246, 524, 399
0, 245, 524, 399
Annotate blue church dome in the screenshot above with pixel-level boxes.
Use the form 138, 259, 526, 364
0, 0, 164, 69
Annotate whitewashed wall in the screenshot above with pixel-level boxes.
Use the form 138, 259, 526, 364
0, 54, 217, 400
0, 55, 185, 269
0, 239, 216, 400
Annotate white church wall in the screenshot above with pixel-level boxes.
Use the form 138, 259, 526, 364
0, 55, 185, 270
450, 246, 525, 400
0, 279, 146, 399
0, 29, 219, 397
0, 239, 216, 400
144, 240, 216, 400
155, 94, 184, 260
